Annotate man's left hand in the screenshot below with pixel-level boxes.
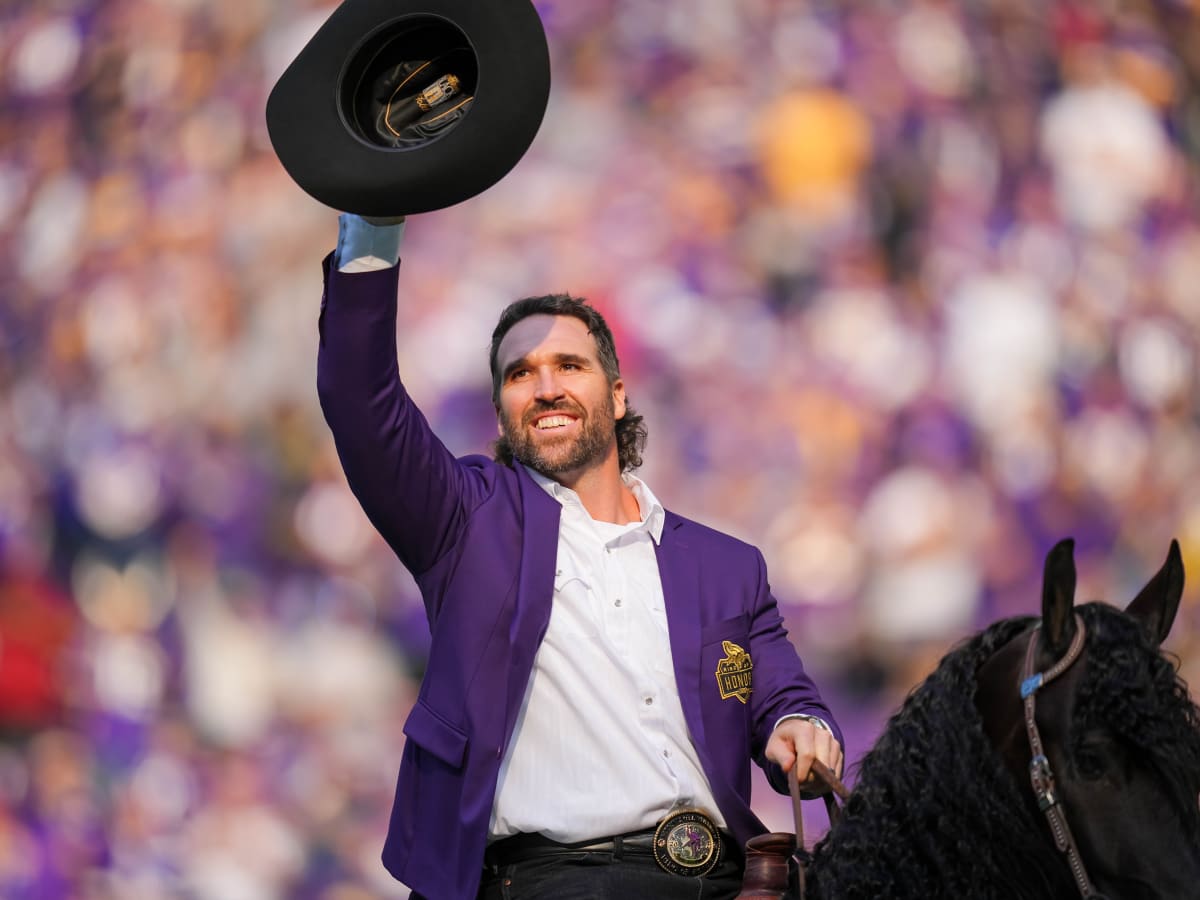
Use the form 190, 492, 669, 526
764, 717, 843, 793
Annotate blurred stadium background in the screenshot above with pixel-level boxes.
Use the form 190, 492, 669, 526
3, 0, 1200, 896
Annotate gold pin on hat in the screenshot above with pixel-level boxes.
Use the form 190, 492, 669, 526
416, 74, 461, 111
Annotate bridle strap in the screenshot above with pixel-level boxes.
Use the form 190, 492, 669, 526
1019, 615, 1105, 900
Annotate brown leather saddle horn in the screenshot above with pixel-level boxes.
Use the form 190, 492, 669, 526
736, 761, 848, 900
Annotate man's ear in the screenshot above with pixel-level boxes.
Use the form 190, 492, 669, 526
613, 379, 626, 420
496, 409, 504, 437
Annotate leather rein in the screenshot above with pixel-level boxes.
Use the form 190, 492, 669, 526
1018, 614, 1106, 900
788, 761, 848, 900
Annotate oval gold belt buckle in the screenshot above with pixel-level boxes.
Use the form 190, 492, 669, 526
652, 808, 722, 876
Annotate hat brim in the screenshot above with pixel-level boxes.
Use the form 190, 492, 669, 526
266, 0, 550, 216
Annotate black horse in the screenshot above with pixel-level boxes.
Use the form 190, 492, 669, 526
803, 540, 1200, 899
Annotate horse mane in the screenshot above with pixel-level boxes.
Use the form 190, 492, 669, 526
1072, 602, 1200, 835
808, 616, 1076, 899
808, 606, 1200, 899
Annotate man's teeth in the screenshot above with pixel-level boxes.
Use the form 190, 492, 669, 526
535, 415, 574, 429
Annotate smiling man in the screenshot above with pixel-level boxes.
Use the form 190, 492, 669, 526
491, 308, 625, 486
316, 213, 843, 900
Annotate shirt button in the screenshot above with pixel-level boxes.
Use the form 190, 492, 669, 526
614, 598, 622, 607
645, 697, 653, 705
663, 750, 670, 757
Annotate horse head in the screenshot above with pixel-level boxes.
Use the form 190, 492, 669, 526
977, 539, 1200, 899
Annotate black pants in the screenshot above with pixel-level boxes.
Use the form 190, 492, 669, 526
474, 845, 744, 900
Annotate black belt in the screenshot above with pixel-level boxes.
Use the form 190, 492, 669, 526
485, 828, 658, 867
485, 808, 727, 877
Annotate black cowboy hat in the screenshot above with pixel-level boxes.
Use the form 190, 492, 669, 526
266, 0, 550, 216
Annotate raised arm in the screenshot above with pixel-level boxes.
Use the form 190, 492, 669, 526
316, 215, 494, 577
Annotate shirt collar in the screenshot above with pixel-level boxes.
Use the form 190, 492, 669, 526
528, 468, 665, 544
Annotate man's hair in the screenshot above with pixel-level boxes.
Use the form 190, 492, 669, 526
488, 293, 647, 472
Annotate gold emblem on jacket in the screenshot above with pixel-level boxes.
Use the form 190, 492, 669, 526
715, 640, 753, 703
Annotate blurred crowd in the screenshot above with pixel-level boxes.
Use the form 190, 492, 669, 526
3, 0, 1200, 896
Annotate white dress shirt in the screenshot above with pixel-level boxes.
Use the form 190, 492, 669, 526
489, 471, 725, 841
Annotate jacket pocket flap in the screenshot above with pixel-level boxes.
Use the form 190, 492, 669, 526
700, 613, 749, 646
402, 699, 468, 768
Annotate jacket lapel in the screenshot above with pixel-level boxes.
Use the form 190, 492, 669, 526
656, 512, 706, 750
503, 464, 561, 738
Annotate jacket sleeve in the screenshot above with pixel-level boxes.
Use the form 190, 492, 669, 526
315, 254, 495, 582
744, 548, 844, 794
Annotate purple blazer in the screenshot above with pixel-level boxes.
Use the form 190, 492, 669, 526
316, 258, 841, 900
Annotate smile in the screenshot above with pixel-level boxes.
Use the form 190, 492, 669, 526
534, 415, 576, 430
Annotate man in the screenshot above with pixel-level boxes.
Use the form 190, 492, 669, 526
317, 213, 843, 900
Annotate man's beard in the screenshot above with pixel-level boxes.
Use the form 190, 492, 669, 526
499, 393, 617, 478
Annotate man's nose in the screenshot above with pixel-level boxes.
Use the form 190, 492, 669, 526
533, 369, 563, 401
